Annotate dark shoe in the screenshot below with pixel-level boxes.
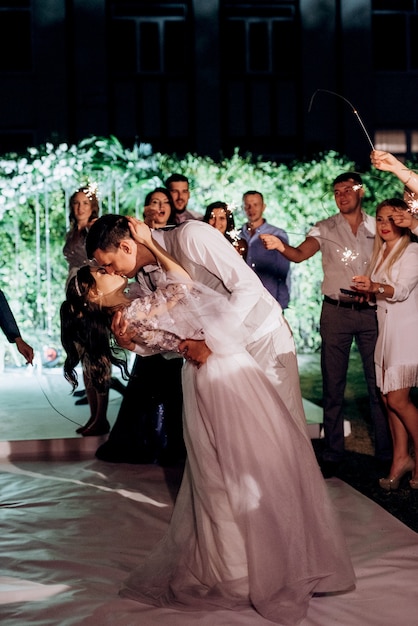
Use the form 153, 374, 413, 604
75, 396, 89, 406
75, 416, 95, 434
81, 420, 110, 437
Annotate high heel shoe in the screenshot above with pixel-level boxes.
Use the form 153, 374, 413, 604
379, 458, 415, 491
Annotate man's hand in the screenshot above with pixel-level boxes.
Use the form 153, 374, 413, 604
111, 310, 136, 351
179, 339, 212, 368
259, 233, 285, 252
15, 337, 34, 365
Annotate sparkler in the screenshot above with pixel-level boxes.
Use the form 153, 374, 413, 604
404, 190, 418, 216
308, 89, 375, 151
80, 180, 99, 200
339, 247, 360, 266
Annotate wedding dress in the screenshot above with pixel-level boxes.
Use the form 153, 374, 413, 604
120, 276, 355, 625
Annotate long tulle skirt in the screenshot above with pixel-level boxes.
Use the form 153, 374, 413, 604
121, 351, 355, 625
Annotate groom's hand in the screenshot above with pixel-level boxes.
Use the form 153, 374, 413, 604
179, 339, 212, 368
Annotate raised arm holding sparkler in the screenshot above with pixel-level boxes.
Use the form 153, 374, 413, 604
371, 150, 418, 233
371, 150, 418, 193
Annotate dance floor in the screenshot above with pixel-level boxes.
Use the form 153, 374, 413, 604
1, 368, 417, 625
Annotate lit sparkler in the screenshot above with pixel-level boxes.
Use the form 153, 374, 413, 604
338, 247, 359, 266
80, 181, 99, 200
308, 89, 375, 151
404, 190, 418, 216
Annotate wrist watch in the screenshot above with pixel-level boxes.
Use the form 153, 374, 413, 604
377, 285, 385, 294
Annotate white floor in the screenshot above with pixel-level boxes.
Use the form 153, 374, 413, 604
1, 461, 418, 626
0, 366, 323, 444
1, 367, 417, 625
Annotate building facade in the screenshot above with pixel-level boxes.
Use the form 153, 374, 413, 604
1, 0, 417, 166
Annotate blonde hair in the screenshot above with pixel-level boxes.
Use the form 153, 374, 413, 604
368, 198, 411, 280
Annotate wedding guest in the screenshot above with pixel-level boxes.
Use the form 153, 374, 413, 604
203, 200, 247, 259
63, 185, 99, 288
0, 289, 34, 365
351, 198, 418, 491
239, 190, 291, 309
371, 149, 418, 236
165, 173, 202, 224
62, 184, 111, 436
62, 219, 355, 624
272, 172, 392, 476
143, 187, 176, 229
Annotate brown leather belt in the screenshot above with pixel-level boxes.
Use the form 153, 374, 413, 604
324, 295, 376, 311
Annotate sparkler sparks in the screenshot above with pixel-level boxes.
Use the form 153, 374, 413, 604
338, 247, 360, 266
80, 181, 99, 200
404, 190, 418, 216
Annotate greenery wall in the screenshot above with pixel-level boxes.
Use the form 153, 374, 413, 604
0, 136, 411, 361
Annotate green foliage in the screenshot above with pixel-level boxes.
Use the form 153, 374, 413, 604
0, 137, 413, 356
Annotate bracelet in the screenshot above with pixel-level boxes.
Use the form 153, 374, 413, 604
404, 171, 413, 187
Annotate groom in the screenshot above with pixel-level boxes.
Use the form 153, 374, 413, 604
86, 215, 308, 457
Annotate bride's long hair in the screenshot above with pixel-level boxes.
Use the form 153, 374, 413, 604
60, 265, 130, 393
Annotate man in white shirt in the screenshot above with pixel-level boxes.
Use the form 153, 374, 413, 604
273, 172, 392, 476
86, 216, 308, 436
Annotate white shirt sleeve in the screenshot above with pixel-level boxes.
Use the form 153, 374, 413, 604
384, 245, 418, 302
171, 221, 281, 333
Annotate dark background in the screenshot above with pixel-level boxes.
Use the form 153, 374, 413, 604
0, 0, 417, 168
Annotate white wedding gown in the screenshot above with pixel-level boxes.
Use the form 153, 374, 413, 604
119, 277, 355, 625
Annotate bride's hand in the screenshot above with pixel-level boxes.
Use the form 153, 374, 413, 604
111, 310, 136, 351
127, 217, 153, 247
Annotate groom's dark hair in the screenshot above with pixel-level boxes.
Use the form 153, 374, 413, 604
86, 214, 132, 259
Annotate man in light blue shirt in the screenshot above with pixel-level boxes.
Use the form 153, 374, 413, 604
239, 191, 291, 309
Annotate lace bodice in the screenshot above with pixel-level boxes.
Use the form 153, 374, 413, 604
122, 283, 205, 354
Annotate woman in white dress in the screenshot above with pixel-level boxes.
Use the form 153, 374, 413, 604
352, 198, 418, 491
61, 220, 355, 625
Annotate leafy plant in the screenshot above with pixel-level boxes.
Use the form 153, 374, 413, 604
0, 137, 412, 357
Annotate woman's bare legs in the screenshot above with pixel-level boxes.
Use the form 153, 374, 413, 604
76, 369, 110, 436
380, 388, 418, 488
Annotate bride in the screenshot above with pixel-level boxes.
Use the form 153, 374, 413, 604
61, 219, 355, 625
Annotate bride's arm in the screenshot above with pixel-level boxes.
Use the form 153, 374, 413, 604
124, 218, 212, 367
127, 217, 191, 280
